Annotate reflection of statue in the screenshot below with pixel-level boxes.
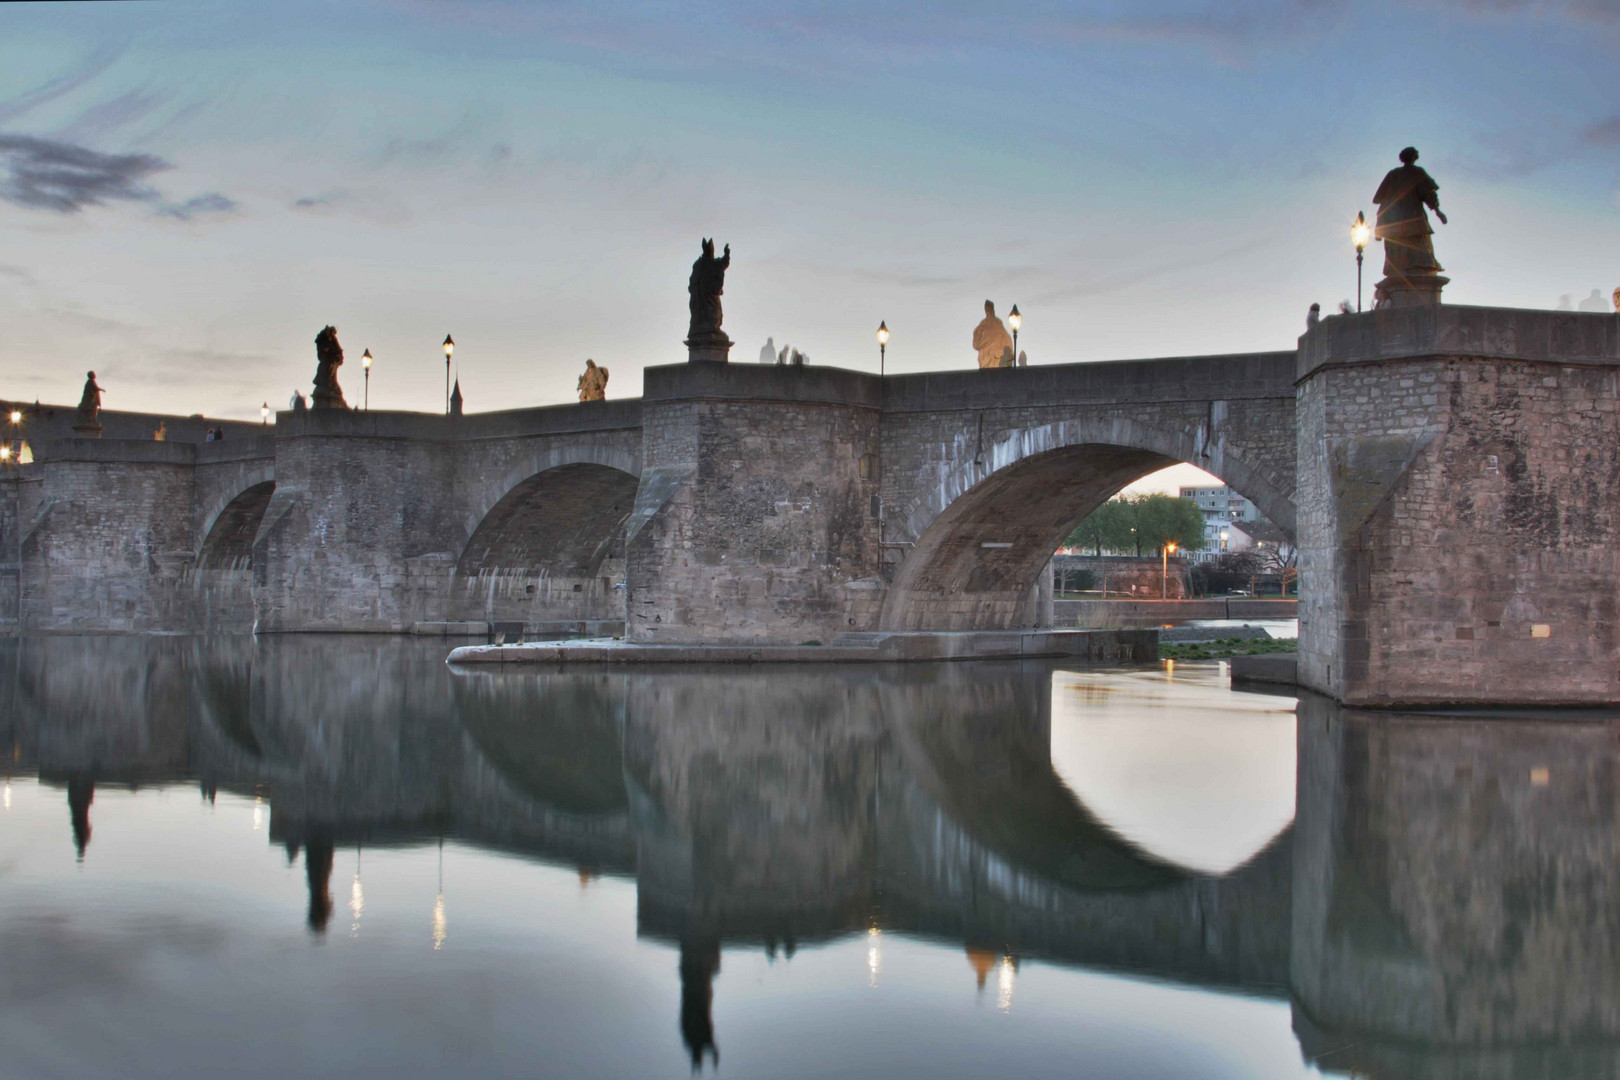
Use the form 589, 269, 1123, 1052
311, 326, 347, 410
1372, 147, 1448, 307
679, 937, 720, 1070
685, 238, 732, 362
972, 301, 1014, 369
74, 370, 103, 432
67, 776, 94, 860
577, 359, 609, 402
153, 420, 167, 441
305, 840, 334, 934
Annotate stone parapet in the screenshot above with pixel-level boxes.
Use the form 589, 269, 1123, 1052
1298, 304, 1619, 381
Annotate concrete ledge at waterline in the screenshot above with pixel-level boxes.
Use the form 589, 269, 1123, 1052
1230, 653, 1298, 687
447, 628, 1158, 666
413, 620, 492, 636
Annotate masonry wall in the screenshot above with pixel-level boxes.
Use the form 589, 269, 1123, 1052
1296, 307, 1620, 706
627, 366, 882, 644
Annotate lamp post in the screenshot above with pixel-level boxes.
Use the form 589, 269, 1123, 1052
1351, 211, 1371, 312
1162, 541, 1177, 599
1007, 305, 1021, 365
876, 321, 889, 377
361, 349, 373, 411
260, 402, 269, 426
442, 335, 454, 415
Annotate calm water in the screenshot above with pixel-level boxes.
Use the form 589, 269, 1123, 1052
1, 637, 1614, 1079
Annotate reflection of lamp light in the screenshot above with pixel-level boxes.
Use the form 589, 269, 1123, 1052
867, 926, 881, 986
3, 781, 10, 810
350, 846, 364, 937
997, 955, 1017, 1012
876, 321, 888, 377
442, 335, 455, 415
1162, 542, 1177, 599
1350, 211, 1371, 313
432, 838, 447, 949
0, 445, 9, 462
1007, 304, 1021, 365
361, 349, 373, 411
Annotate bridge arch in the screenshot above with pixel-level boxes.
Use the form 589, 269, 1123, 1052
455, 458, 640, 628
881, 416, 1296, 632
197, 480, 277, 569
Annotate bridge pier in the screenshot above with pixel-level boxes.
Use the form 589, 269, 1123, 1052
1296, 306, 1620, 706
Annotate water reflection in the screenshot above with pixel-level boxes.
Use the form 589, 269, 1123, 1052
2, 635, 1617, 1076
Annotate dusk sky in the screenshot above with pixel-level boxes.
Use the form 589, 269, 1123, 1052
2, 0, 1617, 433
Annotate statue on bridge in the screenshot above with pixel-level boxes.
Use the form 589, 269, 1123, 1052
686, 238, 732, 362
972, 300, 1014, 369
311, 325, 348, 410
577, 359, 609, 401
1372, 147, 1448, 308
73, 370, 103, 435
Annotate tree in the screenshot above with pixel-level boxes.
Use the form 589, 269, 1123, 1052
1066, 493, 1206, 556
1192, 550, 1263, 595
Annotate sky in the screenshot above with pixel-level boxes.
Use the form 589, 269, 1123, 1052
1, 0, 1616, 481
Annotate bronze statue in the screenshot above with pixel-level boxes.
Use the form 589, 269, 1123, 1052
577, 359, 609, 402
686, 238, 732, 361
74, 370, 103, 431
972, 301, 1014, 369
1372, 147, 1448, 306
311, 326, 348, 409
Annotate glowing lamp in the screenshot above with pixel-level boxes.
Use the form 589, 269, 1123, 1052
876, 321, 889, 347
442, 334, 455, 359
362, 349, 373, 370
1351, 211, 1371, 253
7, 410, 19, 424
261, 402, 270, 424
0, 445, 10, 461
1007, 305, 1021, 333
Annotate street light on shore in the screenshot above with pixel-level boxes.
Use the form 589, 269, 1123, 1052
1007, 305, 1021, 365
1351, 211, 1371, 312
361, 349, 373, 410
261, 402, 269, 425
442, 335, 455, 415
1162, 541, 1178, 599
876, 321, 889, 377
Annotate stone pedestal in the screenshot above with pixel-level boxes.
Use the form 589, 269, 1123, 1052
685, 331, 732, 364
1296, 305, 1620, 706
1373, 273, 1447, 308
71, 422, 102, 438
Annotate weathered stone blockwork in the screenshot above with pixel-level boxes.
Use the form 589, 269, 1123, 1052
628, 365, 881, 644
1297, 306, 1620, 706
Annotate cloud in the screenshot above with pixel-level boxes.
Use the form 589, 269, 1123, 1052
0, 134, 167, 212
289, 188, 411, 225
0, 48, 124, 126
157, 193, 237, 220
0, 133, 236, 221
1585, 116, 1620, 146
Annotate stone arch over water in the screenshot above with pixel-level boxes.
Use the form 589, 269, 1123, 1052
197, 480, 277, 570
880, 417, 1296, 632
454, 461, 640, 627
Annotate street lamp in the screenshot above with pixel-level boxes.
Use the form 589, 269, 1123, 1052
260, 402, 269, 426
361, 349, 373, 411
1162, 541, 1177, 599
876, 321, 889, 377
1007, 304, 1021, 366
442, 334, 455, 415
1351, 211, 1371, 312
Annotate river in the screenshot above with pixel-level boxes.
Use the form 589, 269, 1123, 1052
1, 636, 1613, 1078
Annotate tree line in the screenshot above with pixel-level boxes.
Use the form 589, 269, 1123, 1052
1063, 493, 1207, 556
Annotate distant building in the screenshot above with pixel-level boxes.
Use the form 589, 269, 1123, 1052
1178, 484, 1264, 561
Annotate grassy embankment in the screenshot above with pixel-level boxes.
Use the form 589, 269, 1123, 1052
1159, 637, 1298, 660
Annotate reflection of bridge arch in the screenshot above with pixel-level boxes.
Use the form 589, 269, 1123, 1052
881, 416, 1296, 631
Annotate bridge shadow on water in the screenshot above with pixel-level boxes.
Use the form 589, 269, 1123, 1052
3, 635, 1618, 1076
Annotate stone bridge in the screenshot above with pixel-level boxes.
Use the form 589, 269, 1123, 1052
5, 303, 1620, 705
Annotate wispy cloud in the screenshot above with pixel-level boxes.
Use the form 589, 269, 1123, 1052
0, 48, 124, 126
1584, 116, 1620, 146
157, 193, 237, 220
0, 133, 236, 221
